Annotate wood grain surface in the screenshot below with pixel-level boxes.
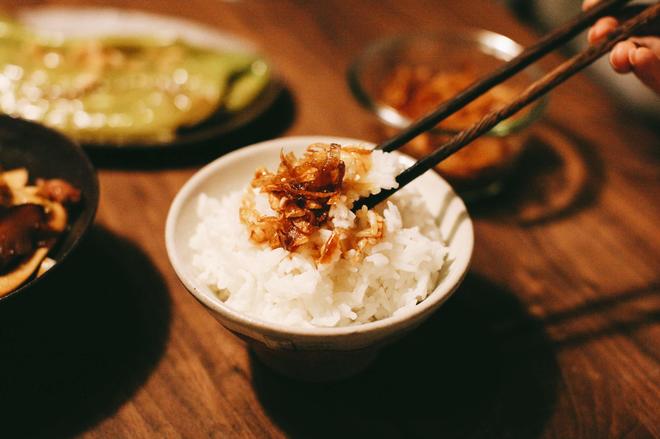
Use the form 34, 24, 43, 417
0, 1, 658, 438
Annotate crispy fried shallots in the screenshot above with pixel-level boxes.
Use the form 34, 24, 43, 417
380, 65, 526, 188
240, 143, 384, 263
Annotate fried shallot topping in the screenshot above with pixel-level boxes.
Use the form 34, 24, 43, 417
240, 143, 384, 263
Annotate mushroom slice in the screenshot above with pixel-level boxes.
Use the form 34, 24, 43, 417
2, 168, 29, 189
45, 202, 68, 233
0, 247, 49, 297
37, 257, 56, 277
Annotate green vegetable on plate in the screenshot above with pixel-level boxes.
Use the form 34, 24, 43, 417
0, 16, 271, 145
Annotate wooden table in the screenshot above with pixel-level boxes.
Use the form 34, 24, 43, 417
0, 1, 658, 437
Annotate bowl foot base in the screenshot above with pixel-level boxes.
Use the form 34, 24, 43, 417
250, 344, 380, 382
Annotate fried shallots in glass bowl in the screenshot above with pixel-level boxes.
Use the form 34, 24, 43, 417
348, 31, 547, 199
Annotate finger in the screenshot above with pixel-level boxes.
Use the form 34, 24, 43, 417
630, 47, 660, 94
588, 17, 619, 45
629, 37, 660, 56
583, 0, 600, 11
610, 40, 636, 73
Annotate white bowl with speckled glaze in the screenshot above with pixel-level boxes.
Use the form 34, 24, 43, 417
166, 136, 473, 380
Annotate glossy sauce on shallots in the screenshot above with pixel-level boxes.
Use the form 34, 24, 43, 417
240, 143, 384, 263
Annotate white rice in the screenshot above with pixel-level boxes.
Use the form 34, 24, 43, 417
189, 148, 448, 328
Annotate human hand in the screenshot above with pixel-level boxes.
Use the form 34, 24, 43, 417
583, 0, 660, 93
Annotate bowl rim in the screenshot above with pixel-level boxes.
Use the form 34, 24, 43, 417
165, 135, 474, 338
0, 115, 100, 303
347, 29, 548, 137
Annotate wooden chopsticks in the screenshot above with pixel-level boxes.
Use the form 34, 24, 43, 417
354, 2, 660, 211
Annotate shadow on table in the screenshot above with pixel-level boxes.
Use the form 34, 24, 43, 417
250, 274, 559, 439
87, 86, 297, 170
0, 226, 171, 438
471, 122, 605, 225
545, 282, 660, 348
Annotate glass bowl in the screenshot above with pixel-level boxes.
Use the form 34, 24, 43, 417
348, 30, 547, 197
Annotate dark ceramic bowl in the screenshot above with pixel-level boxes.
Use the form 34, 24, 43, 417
0, 116, 99, 303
